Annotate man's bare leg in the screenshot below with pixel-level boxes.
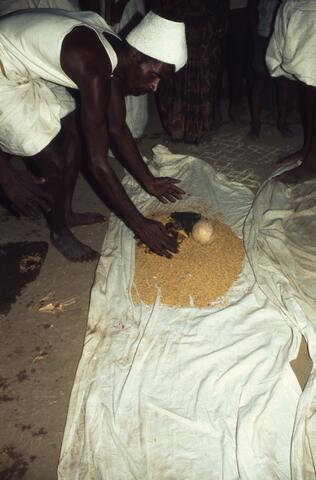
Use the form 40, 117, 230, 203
295, 85, 316, 176
62, 113, 105, 227
277, 83, 314, 165
32, 123, 99, 262
248, 73, 265, 140
276, 77, 294, 137
277, 85, 316, 183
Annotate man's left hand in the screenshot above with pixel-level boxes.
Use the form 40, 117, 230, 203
145, 177, 185, 203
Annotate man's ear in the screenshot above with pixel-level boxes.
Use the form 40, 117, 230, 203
127, 47, 142, 64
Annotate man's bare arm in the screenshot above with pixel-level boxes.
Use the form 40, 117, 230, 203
60, 27, 178, 256
108, 77, 185, 203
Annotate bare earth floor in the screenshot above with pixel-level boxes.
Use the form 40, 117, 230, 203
0, 100, 312, 480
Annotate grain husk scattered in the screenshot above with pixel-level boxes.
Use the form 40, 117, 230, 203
131, 213, 245, 308
19, 254, 42, 273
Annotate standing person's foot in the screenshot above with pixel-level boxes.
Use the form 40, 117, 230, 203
247, 123, 261, 140
275, 163, 316, 184
276, 149, 304, 165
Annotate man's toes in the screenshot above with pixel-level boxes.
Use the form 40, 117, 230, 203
51, 231, 99, 262
82, 246, 99, 262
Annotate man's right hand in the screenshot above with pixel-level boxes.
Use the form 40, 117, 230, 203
1, 169, 53, 218
134, 217, 178, 258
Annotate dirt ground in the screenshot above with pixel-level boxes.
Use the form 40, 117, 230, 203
0, 96, 312, 480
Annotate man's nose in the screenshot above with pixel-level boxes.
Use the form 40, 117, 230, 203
150, 78, 160, 92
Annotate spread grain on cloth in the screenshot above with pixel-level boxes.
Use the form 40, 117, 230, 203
132, 214, 245, 307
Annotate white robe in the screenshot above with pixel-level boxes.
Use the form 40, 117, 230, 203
0, 10, 118, 156
0, 0, 80, 15
266, 0, 316, 87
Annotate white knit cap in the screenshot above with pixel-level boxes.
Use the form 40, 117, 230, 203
126, 11, 187, 72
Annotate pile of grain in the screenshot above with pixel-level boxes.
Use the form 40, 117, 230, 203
131, 214, 245, 308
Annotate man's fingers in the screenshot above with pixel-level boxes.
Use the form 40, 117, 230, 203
158, 195, 168, 204
26, 199, 43, 218
153, 244, 174, 258
16, 194, 52, 217
163, 193, 177, 203
25, 189, 52, 213
171, 186, 185, 195
169, 184, 185, 194
165, 177, 185, 194
159, 192, 180, 203
166, 178, 185, 194
140, 219, 179, 258
36, 197, 53, 213
31, 175, 47, 185
21, 174, 53, 203
32, 187, 53, 204
13, 203, 29, 217
158, 228, 178, 253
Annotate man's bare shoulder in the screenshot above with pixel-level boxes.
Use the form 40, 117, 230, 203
60, 26, 113, 86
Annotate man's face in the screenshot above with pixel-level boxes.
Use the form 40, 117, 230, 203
126, 58, 175, 96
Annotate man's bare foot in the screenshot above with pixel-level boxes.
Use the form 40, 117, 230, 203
51, 229, 99, 262
247, 123, 261, 140
67, 211, 106, 227
277, 123, 294, 138
276, 150, 304, 165
275, 164, 316, 184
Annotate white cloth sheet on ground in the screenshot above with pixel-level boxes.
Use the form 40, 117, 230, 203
58, 145, 315, 479
266, 0, 316, 87
244, 168, 316, 479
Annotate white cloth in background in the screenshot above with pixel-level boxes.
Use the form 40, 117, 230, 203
58, 145, 311, 480
266, 0, 316, 87
0, 10, 118, 156
112, 0, 148, 138
244, 167, 316, 479
0, 0, 80, 15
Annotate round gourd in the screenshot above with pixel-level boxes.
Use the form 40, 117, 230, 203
191, 219, 215, 245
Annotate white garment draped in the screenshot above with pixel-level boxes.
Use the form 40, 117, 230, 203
266, 0, 316, 87
0, 0, 80, 16
58, 146, 315, 479
0, 9, 118, 155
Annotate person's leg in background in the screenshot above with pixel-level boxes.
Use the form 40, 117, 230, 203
248, 34, 268, 139
277, 83, 314, 165
248, 70, 265, 139
226, 6, 250, 126
278, 84, 316, 182
299, 85, 316, 174
276, 76, 293, 137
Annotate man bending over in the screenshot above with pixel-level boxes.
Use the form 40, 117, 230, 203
0, 9, 187, 261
